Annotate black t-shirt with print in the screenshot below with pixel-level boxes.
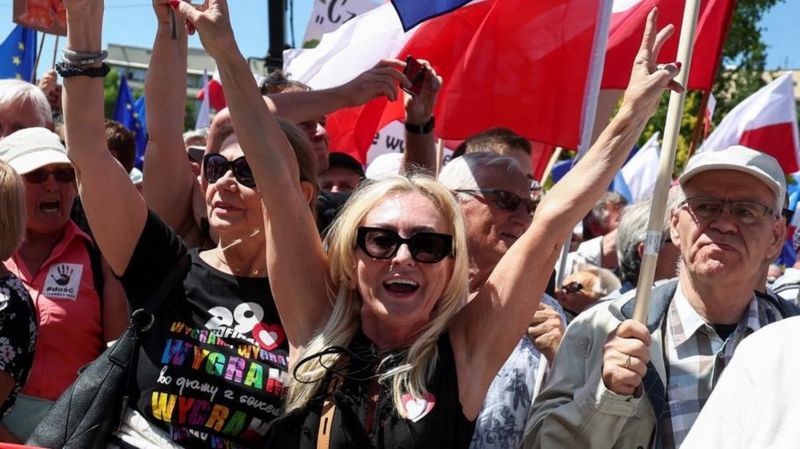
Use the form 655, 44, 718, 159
0, 274, 36, 418
120, 212, 289, 449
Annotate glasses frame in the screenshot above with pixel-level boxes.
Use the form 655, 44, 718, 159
202, 153, 256, 189
455, 188, 536, 214
679, 196, 777, 226
355, 226, 454, 264
23, 166, 76, 184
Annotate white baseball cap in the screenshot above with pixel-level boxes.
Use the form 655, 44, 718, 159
678, 145, 786, 209
365, 152, 403, 181
0, 127, 70, 175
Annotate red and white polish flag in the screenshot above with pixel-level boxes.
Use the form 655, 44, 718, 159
697, 73, 800, 173
602, 0, 736, 90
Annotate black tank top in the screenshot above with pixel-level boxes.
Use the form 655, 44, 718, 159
263, 331, 475, 448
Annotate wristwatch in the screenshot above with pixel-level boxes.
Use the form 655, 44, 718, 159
405, 116, 435, 134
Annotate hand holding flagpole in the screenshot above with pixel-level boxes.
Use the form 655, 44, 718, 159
631, 0, 702, 323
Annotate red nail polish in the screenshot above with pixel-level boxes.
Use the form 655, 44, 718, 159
169, 0, 179, 9
675, 61, 682, 69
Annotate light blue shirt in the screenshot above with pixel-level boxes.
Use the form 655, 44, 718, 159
470, 295, 564, 449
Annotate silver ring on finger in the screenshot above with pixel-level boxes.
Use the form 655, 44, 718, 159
623, 354, 631, 369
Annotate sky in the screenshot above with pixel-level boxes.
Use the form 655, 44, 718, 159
0, 0, 797, 79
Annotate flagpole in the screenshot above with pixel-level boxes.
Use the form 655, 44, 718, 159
31, 31, 45, 83
553, 0, 614, 287
631, 0, 702, 323
540, 147, 563, 186
434, 138, 445, 177
51, 35, 59, 68
686, 89, 710, 159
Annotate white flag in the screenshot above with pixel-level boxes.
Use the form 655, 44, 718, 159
285, 3, 415, 89
302, 0, 381, 48
195, 70, 210, 130
620, 131, 660, 203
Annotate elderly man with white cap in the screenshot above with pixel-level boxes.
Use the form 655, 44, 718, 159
525, 145, 799, 449
0, 127, 128, 441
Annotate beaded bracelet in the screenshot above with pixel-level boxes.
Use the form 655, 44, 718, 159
55, 62, 111, 78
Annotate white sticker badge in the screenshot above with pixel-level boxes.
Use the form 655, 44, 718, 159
43, 263, 83, 301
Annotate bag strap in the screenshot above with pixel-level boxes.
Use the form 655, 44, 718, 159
130, 252, 190, 332
118, 251, 190, 429
316, 374, 343, 449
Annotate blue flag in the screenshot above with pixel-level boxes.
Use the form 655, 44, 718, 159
0, 25, 37, 81
133, 96, 147, 169
390, 0, 471, 31
113, 76, 148, 169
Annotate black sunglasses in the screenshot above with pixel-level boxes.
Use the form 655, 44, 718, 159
202, 153, 256, 188
561, 281, 584, 294
356, 227, 454, 264
24, 167, 75, 184
455, 189, 535, 214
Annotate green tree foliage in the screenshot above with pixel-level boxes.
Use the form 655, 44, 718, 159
639, 0, 788, 175
103, 68, 120, 117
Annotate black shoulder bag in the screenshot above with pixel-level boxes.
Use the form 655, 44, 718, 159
28, 253, 190, 449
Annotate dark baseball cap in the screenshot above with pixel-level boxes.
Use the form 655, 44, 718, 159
328, 152, 365, 178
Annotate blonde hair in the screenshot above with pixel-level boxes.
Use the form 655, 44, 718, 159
286, 174, 470, 415
0, 160, 25, 260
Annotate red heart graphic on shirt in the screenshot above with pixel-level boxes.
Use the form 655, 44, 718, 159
252, 322, 285, 351
401, 392, 436, 422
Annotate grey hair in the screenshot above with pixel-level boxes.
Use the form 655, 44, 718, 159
616, 186, 685, 284
573, 263, 621, 296
438, 151, 524, 195
0, 80, 51, 126
583, 191, 628, 238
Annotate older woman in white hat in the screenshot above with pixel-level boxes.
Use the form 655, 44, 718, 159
0, 127, 127, 441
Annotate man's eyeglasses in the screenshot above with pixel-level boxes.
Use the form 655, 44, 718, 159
24, 167, 75, 184
356, 227, 453, 264
455, 189, 536, 214
202, 153, 256, 189
561, 282, 585, 294
679, 197, 776, 226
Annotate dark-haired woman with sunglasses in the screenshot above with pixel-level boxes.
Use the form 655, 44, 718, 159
57, 1, 321, 447
0, 127, 129, 441
170, 1, 684, 447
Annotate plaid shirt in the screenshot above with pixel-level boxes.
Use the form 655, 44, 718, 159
658, 288, 781, 448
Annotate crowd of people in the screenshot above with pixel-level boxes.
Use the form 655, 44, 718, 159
0, 0, 795, 448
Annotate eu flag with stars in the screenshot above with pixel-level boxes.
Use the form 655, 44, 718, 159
0, 25, 36, 81
113, 76, 148, 169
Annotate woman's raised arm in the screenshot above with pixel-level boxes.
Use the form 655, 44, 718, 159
142, 1, 205, 246
172, 0, 331, 350
62, 0, 147, 275
450, 8, 682, 418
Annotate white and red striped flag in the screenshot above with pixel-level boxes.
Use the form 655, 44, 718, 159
697, 73, 800, 173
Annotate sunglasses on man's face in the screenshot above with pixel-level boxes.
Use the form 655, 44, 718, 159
356, 227, 454, 264
455, 189, 536, 214
24, 167, 75, 184
202, 153, 256, 189
561, 281, 585, 294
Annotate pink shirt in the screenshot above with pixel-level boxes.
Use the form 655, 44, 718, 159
4, 221, 103, 401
